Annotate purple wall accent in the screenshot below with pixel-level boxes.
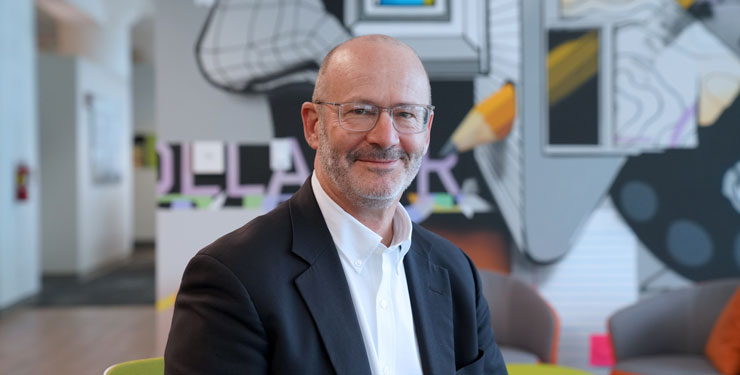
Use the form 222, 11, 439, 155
156, 142, 174, 195
416, 153, 460, 198
616, 136, 653, 144
670, 103, 697, 147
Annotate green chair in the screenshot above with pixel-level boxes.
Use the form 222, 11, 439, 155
104, 357, 163, 375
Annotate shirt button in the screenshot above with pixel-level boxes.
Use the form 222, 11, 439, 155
380, 299, 389, 309
353, 259, 362, 268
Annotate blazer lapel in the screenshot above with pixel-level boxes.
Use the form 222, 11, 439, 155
289, 180, 372, 375
404, 230, 455, 375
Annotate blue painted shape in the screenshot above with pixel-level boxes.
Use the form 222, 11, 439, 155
379, 0, 426, 5
170, 199, 193, 210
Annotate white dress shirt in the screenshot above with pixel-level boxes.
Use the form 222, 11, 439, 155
311, 173, 424, 375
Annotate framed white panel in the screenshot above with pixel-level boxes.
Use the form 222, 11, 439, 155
192, 141, 225, 174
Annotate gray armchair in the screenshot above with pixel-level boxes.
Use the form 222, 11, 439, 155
479, 270, 559, 364
608, 278, 740, 375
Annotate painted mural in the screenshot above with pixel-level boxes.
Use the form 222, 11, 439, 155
156, 0, 740, 279
477, 0, 740, 280
549, 0, 740, 281
154, 0, 740, 372
157, 0, 512, 272
606, 0, 740, 281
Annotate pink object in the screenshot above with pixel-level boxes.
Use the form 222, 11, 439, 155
589, 333, 615, 367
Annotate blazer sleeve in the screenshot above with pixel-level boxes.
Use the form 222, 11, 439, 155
469, 257, 508, 375
164, 253, 269, 375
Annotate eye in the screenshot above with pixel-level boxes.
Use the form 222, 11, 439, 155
395, 105, 421, 120
397, 111, 416, 119
346, 104, 377, 116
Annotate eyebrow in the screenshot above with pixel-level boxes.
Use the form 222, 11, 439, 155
342, 99, 427, 107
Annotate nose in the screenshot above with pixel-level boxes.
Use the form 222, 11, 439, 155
365, 110, 400, 149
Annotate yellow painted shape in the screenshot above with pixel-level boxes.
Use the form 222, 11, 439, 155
155, 292, 177, 312
145, 133, 157, 167
444, 29, 603, 152
477, 82, 516, 139
408, 192, 418, 204
548, 31, 599, 106
699, 72, 740, 126
507, 363, 593, 375
449, 82, 516, 151
675, 0, 695, 9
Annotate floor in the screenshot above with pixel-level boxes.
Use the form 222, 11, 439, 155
0, 246, 161, 375
0, 306, 159, 375
36, 246, 155, 306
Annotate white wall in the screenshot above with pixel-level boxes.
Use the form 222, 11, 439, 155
134, 64, 155, 131
38, 49, 133, 276
513, 198, 638, 374
0, 0, 41, 308
75, 54, 133, 274
155, 0, 272, 142
133, 63, 156, 242
58, 21, 130, 79
38, 54, 79, 273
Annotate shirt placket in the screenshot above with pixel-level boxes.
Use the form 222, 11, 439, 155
376, 248, 396, 375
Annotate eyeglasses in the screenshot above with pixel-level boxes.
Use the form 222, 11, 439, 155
314, 101, 434, 134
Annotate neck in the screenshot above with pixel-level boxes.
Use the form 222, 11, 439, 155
315, 172, 398, 247
347, 205, 396, 247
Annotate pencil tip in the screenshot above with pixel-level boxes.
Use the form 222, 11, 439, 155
439, 140, 457, 157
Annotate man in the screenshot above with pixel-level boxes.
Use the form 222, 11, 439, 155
165, 34, 508, 375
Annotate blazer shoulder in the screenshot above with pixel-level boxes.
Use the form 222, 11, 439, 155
412, 223, 471, 265
412, 223, 480, 285
198, 200, 293, 265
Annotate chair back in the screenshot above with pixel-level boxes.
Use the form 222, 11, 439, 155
104, 357, 164, 375
609, 278, 740, 360
480, 270, 559, 363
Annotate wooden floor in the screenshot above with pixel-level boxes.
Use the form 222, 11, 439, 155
0, 306, 162, 375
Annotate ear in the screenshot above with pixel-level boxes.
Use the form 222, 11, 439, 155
422, 112, 434, 155
302, 102, 320, 150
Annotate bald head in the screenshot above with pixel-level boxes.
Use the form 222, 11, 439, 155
301, 34, 434, 215
312, 35, 431, 104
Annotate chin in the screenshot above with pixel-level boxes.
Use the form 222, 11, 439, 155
353, 193, 398, 209
350, 181, 406, 208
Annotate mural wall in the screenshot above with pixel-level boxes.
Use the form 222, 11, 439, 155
155, 0, 740, 371
156, 0, 512, 274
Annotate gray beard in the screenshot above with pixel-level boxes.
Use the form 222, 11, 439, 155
317, 123, 423, 210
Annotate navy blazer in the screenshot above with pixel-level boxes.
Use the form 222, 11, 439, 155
164, 179, 507, 374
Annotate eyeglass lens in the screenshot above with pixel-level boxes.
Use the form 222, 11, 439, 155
339, 103, 429, 133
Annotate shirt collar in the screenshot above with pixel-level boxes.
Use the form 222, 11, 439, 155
311, 172, 413, 273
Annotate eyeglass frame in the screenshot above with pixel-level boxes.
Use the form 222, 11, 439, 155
313, 100, 435, 134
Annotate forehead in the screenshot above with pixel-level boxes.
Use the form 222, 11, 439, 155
322, 40, 430, 104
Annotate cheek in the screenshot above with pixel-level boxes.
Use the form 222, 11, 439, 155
329, 131, 366, 154
400, 135, 429, 156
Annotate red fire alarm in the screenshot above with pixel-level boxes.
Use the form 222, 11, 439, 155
16, 164, 29, 201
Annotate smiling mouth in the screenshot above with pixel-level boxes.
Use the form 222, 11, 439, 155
355, 159, 401, 175
357, 158, 400, 166
359, 159, 397, 163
